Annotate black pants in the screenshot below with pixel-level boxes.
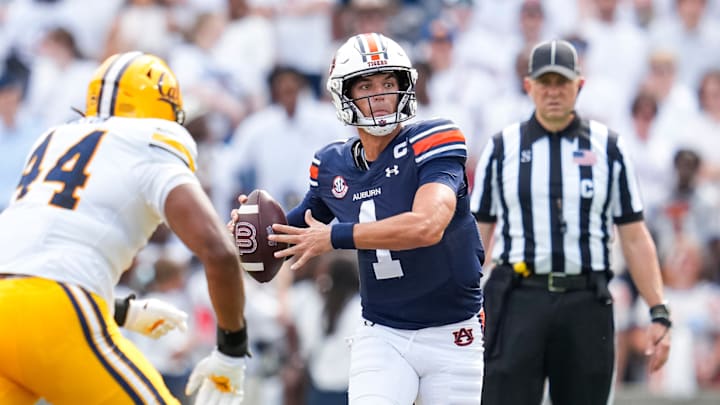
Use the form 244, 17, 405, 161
482, 286, 614, 405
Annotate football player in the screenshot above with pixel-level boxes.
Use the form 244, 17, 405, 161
232, 33, 484, 404
0, 52, 248, 405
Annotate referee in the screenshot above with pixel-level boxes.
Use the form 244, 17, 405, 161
470, 39, 671, 405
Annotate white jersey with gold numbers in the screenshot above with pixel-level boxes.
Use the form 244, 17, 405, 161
0, 116, 198, 303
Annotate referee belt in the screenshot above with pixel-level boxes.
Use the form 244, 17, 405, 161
517, 272, 606, 293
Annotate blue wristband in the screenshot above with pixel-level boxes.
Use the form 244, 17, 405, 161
331, 223, 356, 249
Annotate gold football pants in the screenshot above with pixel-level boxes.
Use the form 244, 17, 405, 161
0, 276, 179, 404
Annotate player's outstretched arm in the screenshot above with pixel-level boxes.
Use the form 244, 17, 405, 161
351, 182, 456, 250
164, 183, 245, 332
164, 183, 248, 404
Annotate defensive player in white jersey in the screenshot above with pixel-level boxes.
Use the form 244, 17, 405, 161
0, 52, 249, 405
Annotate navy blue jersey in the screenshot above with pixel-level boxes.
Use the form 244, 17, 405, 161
289, 118, 484, 329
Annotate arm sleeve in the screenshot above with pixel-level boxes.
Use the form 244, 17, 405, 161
470, 136, 499, 223
135, 147, 200, 223
410, 118, 467, 168
417, 157, 466, 194
609, 129, 644, 224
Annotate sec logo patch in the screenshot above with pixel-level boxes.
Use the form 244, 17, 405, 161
332, 176, 348, 199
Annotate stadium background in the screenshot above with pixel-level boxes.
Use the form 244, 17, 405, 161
2, 0, 720, 404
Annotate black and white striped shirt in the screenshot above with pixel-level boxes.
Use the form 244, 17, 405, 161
470, 113, 644, 275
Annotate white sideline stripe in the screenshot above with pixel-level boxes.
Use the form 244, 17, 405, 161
67, 285, 157, 402
237, 205, 259, 214
242, 262, 265, 272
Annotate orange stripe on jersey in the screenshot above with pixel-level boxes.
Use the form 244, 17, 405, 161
309, 164, 319, 180
412, 129, 465, 156
364, 34, 380, 61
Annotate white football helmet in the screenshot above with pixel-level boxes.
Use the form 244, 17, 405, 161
326, 33, 417, 136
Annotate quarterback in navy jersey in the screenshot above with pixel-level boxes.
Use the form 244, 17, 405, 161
239, 33, 485, 405
292, 117, 483, 330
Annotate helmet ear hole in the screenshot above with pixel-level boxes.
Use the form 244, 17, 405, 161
117, 103, 134, 114
396, 73, 410, 92
343, 77, 359, 99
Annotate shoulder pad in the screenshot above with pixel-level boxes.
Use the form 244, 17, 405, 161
406, 118, 467, 165
146, 119, 199, 172
309, 138, 351, 188
104, 117, 199, 172
313, 138, 351, 162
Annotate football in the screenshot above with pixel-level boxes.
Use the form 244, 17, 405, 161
234, 189, 288, 283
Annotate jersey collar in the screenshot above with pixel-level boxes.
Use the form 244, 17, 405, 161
527, 110, 582, 142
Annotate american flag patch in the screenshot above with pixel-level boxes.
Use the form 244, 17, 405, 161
573, 150, 596, 166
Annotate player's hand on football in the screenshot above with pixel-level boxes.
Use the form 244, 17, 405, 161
124, 298, 188, 339
645, 322, 671, 372
185, 349, 246, 405
269, 209, 332, 270
227, 194, 249, 233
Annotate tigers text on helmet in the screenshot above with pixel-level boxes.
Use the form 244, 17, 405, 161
326, 33, 417, 136
85, 52, 185, 124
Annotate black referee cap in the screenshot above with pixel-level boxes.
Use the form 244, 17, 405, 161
528, 39, 580, 80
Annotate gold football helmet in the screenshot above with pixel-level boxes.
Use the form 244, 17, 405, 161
85, 52, 185, 124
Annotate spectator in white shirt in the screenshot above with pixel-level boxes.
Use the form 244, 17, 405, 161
214, 66, 353, 216
290, 252, 362, 405
648, 0, 720, 89
0, 72, 41, 211
678, 69, 720, 181
640, 49, 699, 148
24, 27, 95, 128
580, 0, 649, 103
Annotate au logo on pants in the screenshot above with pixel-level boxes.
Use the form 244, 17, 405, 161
453, 327, 474, 346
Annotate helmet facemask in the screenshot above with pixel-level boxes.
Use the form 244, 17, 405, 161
156, 71, 186, 125
338, 69, 417, 136
158, 97, 186, 125
327, 33, 418, 136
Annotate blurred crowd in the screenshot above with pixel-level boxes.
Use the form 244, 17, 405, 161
2, 0, 720, 403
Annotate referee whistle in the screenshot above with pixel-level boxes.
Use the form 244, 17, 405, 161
513, 262, 531, 278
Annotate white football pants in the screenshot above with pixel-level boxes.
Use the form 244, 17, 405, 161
348, 316, 484, 405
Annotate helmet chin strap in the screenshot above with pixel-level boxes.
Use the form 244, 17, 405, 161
353, 105, 401, 136
365, 125, 398, 136
357, 116, 399, 136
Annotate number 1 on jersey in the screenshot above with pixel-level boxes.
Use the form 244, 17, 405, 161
359, 199, 404, 279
